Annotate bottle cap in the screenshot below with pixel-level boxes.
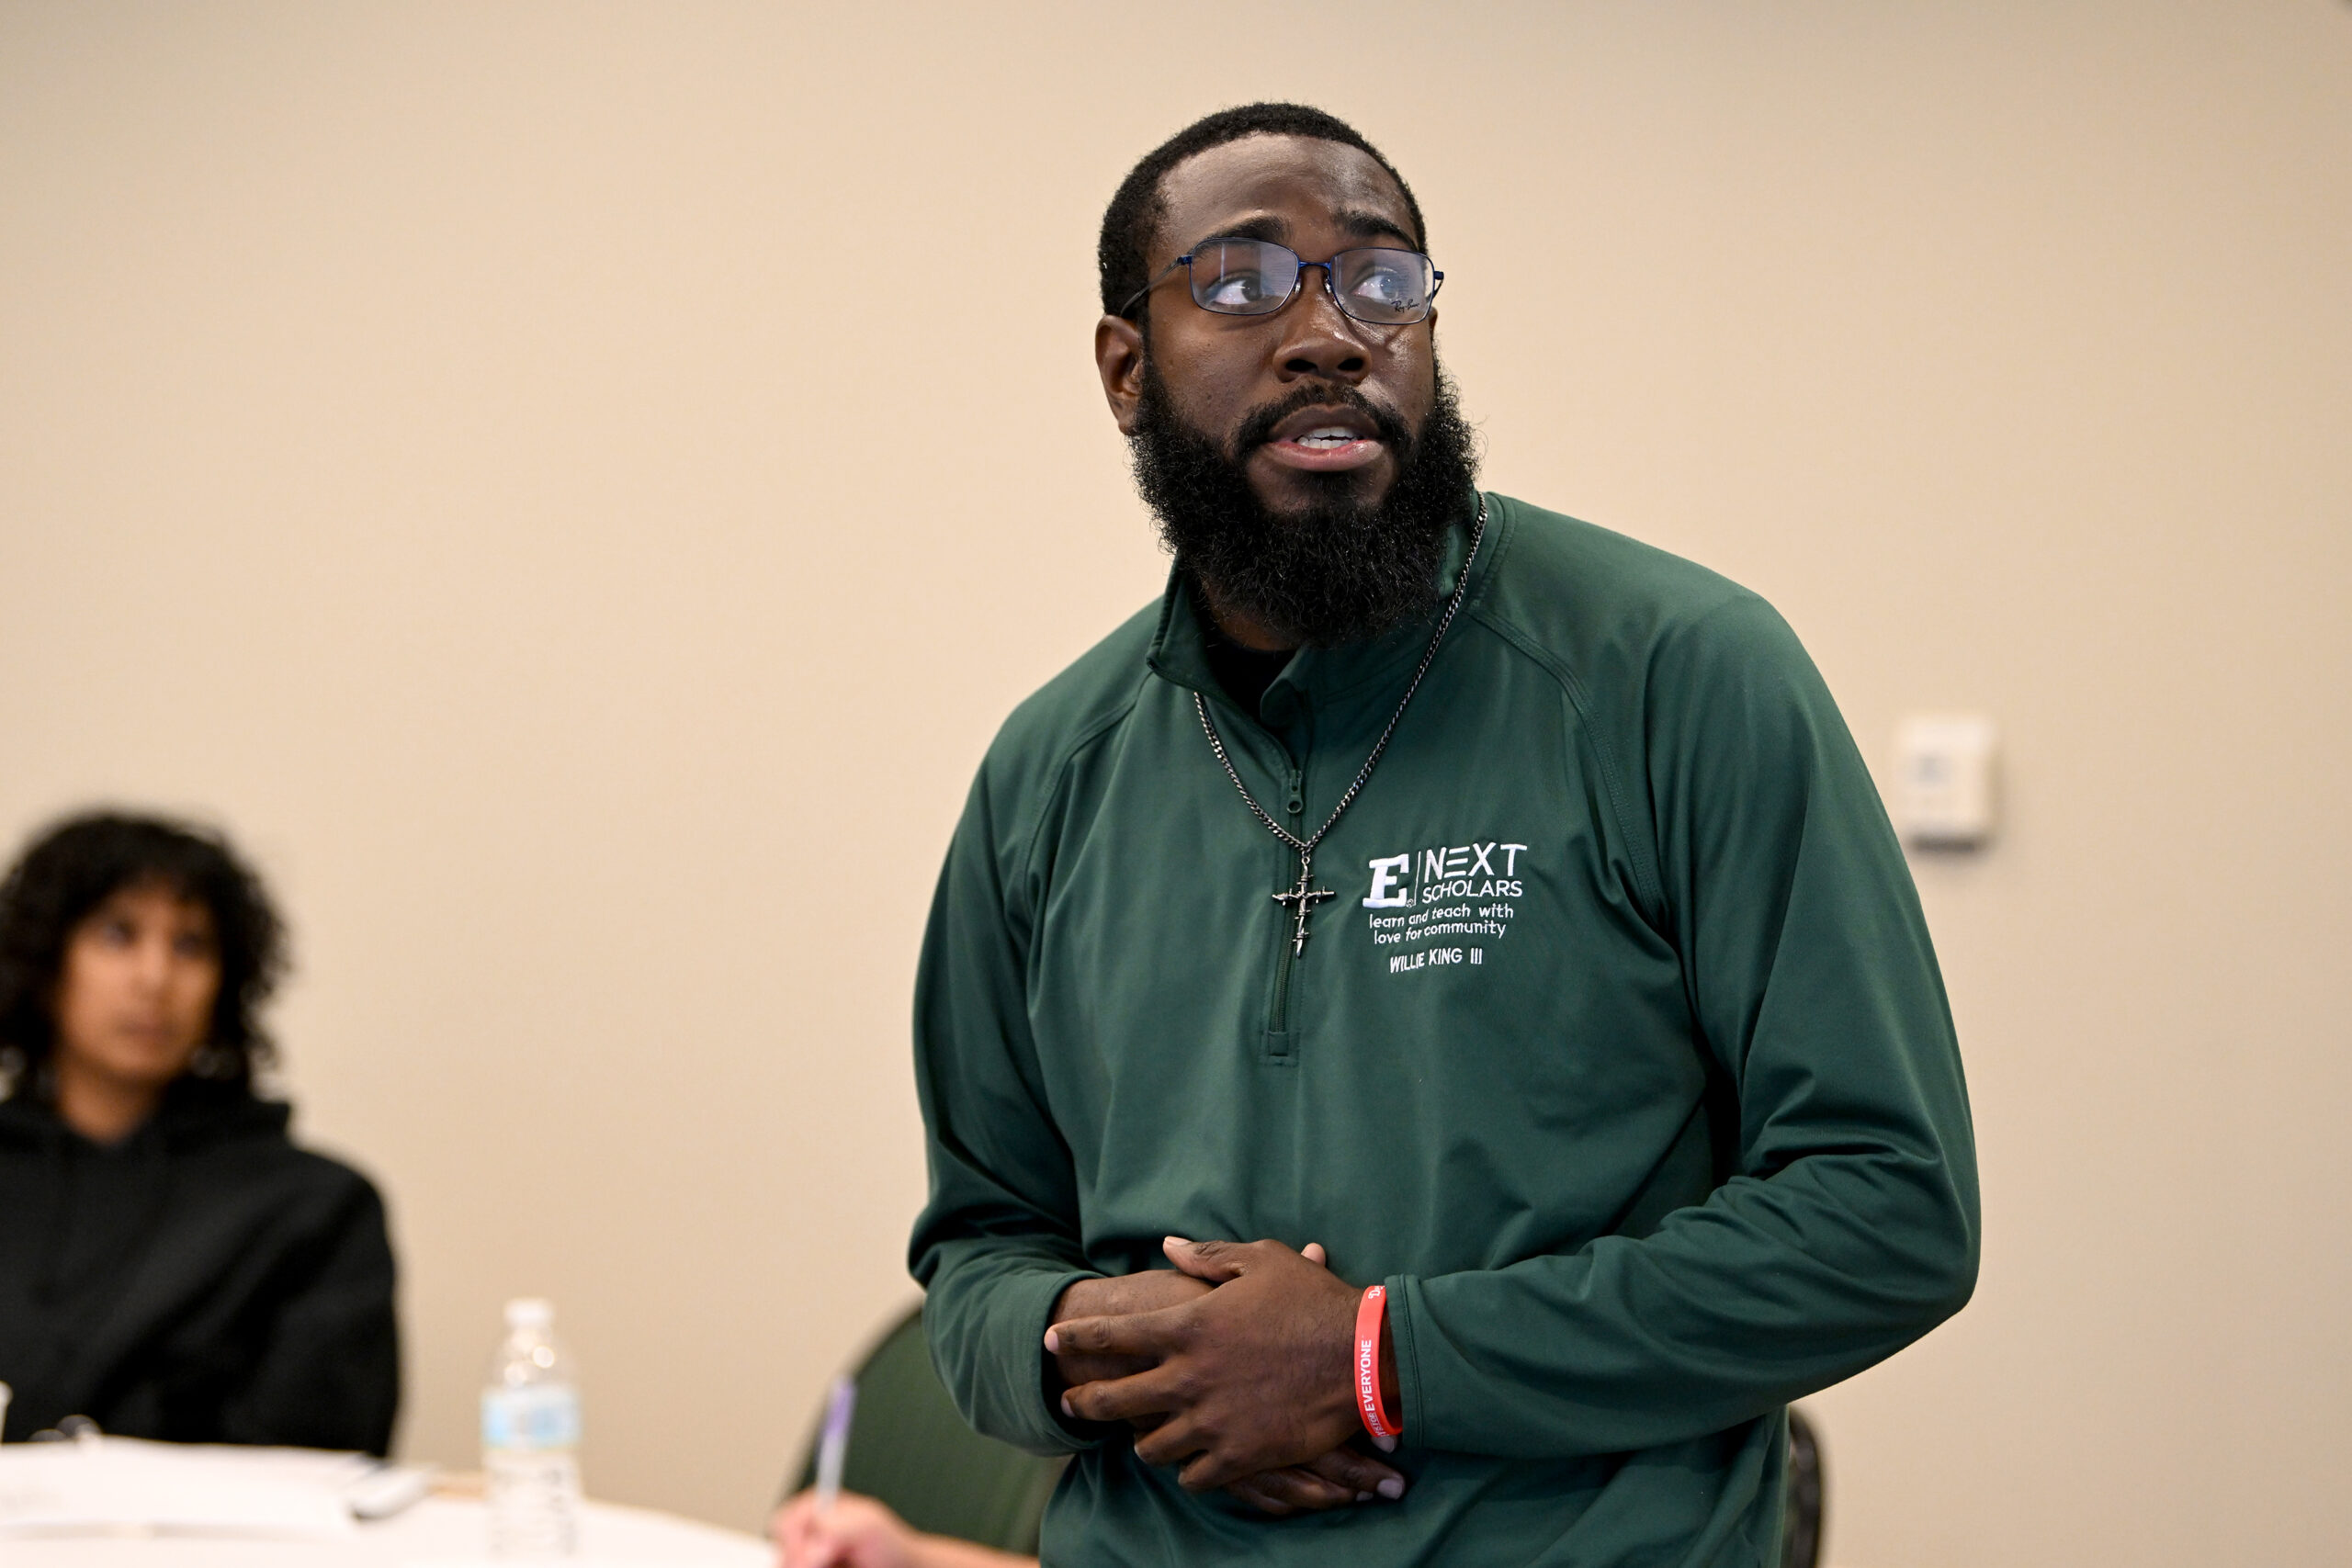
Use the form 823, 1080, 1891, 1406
503, 1297, 554, 1329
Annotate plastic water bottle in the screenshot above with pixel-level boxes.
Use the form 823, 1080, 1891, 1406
482, 1297, 582, 1557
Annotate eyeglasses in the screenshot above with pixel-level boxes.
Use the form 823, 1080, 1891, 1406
1118, 237, 1442, 326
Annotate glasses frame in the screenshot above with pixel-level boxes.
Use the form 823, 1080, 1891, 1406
1117, 237, 1443, 326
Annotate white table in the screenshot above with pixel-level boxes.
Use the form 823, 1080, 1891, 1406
3, 1495, 771, 1567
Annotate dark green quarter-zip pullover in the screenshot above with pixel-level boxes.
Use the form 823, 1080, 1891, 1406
910, 495, 1978, 1567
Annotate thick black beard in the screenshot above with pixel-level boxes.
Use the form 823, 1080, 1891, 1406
1128, 358, 1480, 649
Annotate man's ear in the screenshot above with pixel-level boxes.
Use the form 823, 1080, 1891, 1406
1095, 314, 1147, 435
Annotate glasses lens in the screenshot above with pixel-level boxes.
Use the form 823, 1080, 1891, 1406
1332, 248, 1435, 323
1189, 240, 1300, 316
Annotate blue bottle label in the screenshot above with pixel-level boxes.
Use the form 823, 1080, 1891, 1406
481, 1384, 581, 1451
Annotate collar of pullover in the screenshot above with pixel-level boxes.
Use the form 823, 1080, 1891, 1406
1145, 491, 1499, 731
0, 1078, 292, 1154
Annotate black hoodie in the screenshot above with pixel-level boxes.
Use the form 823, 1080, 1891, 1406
0, 1078, 398, 1453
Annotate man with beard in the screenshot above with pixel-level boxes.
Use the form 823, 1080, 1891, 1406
906, 104, 1977, 1567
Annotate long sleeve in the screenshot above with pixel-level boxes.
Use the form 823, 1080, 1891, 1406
218, 1173, 401, 1455
1386, 592, 1980, 1458
908, 764, 1101, 1458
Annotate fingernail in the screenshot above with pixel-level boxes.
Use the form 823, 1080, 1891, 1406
1377, 1477, 1405, 1500
1165, 1235, 1190, 1247
1373, 1433, 1397, 1454
1355, 1490, 1373, 1503
1059, 1393, 1074, 1418
1043, 1328, 1059, 1352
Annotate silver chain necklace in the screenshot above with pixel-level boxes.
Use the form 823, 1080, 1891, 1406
1194, 497, 1489, 958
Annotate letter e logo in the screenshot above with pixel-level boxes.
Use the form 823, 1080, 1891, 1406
1363, 853, 1413, 908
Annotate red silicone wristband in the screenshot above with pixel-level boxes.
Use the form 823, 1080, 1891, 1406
1354, 1284, 1402, 1441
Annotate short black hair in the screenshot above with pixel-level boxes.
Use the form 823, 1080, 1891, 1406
1099, 102, 1427, 321
0, 810, 286, 1094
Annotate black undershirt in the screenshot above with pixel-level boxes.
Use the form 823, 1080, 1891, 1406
1204, 634, 1295, 716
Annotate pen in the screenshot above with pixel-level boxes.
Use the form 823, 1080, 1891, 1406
813, 1375, 857, 1516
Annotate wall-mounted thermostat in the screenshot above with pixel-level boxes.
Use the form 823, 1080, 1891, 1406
1893, 714, 1998, 849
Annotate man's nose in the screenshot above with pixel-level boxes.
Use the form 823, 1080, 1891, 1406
1272, 265, 1371, 384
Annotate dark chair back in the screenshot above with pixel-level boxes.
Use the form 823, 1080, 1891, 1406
1782, 1405, 1826, 1568
787, 1303, 1067, 1554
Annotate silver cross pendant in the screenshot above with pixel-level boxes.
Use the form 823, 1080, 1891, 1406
1271, 852, 1337, 957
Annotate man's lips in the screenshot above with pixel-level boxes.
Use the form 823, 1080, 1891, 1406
1258, 405, 1388, 472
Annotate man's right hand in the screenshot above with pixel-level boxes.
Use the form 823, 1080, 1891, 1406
1219, 1446, 1410, 1516
1047, 1255, 1406, 1517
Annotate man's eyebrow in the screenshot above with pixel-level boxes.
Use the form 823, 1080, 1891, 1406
1334, 207, 1419, 246
1187, 213, 1290, 249
1184, 209, 1419, 254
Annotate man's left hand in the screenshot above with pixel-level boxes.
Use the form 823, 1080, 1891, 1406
1046, 1236, 1367, 1493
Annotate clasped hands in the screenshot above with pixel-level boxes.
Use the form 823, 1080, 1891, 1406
1044, 1237, 1406, 1517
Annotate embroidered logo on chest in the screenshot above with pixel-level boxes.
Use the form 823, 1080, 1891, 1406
1360, 840, 1525, 973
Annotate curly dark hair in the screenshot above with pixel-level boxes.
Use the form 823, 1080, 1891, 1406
1099, 102, 1429, 322
0, 810, 286, 1094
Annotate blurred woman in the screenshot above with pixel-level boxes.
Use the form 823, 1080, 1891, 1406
773, 1491, 1033, 1568
0, 811, 398, 1452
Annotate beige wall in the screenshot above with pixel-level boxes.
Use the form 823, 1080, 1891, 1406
4, 2, 2346, 1561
